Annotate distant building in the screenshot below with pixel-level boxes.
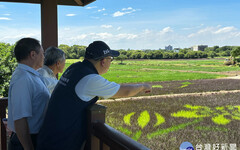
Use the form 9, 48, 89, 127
191, 45, 208, 51
173, 48, 180, 53
165, 45, 173, 50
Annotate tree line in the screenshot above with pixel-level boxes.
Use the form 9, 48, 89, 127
58, 44, 238, 59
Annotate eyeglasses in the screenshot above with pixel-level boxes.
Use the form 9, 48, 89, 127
104, 57, 114, 62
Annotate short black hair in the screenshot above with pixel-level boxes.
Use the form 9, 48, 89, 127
14, 38, 41, 62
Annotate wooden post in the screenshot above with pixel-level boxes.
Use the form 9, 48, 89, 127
86, 104, 107, 150
41, 0, 58, 50
0, 98, 8, 150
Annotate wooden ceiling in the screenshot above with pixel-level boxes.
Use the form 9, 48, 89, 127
0, 0, 95, 6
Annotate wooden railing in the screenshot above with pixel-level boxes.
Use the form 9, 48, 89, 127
86, 104, 149, 150
0, 97, 8, 150
0, 98, 149, 150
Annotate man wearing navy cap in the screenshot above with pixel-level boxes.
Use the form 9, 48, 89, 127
37, 41, 151, 150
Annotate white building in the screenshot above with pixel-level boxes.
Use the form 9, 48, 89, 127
191, 45, 208, 51
173, 48, 180, 53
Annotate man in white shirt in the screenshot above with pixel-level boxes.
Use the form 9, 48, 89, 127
37, 41, 151, 150
37, 46, 65, 94
8, 38, 50, 150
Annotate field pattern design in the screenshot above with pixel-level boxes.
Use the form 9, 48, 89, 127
99, 90, 240, 149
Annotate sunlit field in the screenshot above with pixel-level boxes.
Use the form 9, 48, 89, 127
61, 58, 240, 83
98, 91, 240, 149
62, 58, 240, 149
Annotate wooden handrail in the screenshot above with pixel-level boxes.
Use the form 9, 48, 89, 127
0, 100, 150, 150
0, 97, 8, 150
92, 122, 150, 150
86, 104, 150, 150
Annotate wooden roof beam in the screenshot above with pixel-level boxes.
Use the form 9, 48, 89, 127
0, 0, 96, 6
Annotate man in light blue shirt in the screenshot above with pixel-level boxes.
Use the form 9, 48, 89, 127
8, 38, 50, 150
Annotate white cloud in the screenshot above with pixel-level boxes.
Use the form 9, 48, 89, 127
0, 17, 11, 20
91, 16, 100, 19
66, 14, 76, 17
188, 27, 214, 38
186, 26, 240, 47
0, 5, 6, 9
112, 7, 137, 17
72, 34, 87, 40
64, 27, 70, 31
160, 27, 173, 34
3, 14, 10, 16
116, 33, 138, 40
234, 32, 240, 37
182, 24, 204, 30
86, 6, 97, 9
98, 8, 106, 12
143, 29, 152, 34
113, 11, 125, 17
101, 25, 113, 29
122, 7, 133, 11
214, 26, 236, 34
198, 27, 214, 34
117, 27, 122, 31
2, 24, 240, 50
188, 26, 238, 38
0, 26, 40, 44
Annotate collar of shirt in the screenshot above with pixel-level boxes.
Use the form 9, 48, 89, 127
18, 63, 41, 77
42, 65, 55, 78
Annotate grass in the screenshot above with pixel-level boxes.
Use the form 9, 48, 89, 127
152, 85, 163, 88
60, 58, 239, 83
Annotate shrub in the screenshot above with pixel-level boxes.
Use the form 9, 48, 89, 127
0, 43, 17, 97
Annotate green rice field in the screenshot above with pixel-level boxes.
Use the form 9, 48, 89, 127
61, 58, 239, 83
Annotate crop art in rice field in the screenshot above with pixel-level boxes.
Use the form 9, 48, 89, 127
117, 105, 240, 141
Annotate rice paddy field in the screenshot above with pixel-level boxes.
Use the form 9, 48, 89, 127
64, 58, 240, 150
63, 58, 239, 83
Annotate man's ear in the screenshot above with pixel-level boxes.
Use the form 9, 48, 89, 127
56, 60, 60, 67
29, 51, 36, 59
100, 59, 105, 66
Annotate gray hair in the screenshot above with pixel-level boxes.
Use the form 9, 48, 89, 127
44, 46, 65, 66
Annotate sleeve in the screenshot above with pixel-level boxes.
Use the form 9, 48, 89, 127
75, 74, 120, 101
10, 77, 32, 121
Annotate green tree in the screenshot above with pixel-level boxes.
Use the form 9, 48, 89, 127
59, 44, 71, 59
163, 52, 171, 59
178, 52, 185, 59
140, 53, 148, 59
0, 43, 17, 97
154, 51, 163, 59
130, 51, 142, 59
208, 51, 216, 58
230, 47, 240, 63
116, 54, 128, 64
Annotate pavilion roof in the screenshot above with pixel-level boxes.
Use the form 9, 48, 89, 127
0, 0, 95, 6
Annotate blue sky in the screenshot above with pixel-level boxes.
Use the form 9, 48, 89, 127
1, 0, 240, 49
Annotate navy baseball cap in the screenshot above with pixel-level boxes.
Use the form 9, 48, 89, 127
85, 41, 120, 60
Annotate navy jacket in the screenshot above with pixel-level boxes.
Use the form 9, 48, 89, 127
37, 60, 99, 150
